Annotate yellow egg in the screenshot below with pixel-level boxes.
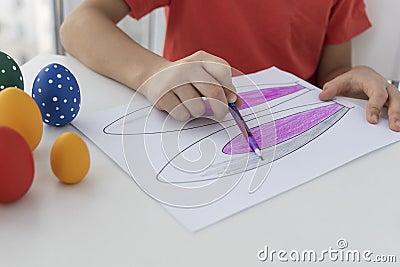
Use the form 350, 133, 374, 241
51, 132, 90, 184
0, 87, 43, 151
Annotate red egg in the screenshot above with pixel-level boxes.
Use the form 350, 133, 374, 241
0, 126, 34, 203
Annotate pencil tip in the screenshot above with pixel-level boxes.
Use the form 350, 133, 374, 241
254, 148, 263, 160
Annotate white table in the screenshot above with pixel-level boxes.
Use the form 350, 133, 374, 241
1, 54, 399, 266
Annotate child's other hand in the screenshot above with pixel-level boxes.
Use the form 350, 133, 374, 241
139, 51, 241, 121
319, 66, 400, 132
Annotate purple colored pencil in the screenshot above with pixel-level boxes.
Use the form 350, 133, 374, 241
228, 102, 264, 160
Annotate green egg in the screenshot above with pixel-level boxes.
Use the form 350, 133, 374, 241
0, 51, 24, 91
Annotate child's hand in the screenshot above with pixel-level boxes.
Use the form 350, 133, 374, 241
319, 66, 400, 132
139, 51, 240, 121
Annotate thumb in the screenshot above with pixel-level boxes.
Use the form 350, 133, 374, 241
318, 75, 349, 101
319, 82, 338, 101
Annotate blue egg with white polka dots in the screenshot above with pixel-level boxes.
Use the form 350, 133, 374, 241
32, 63, 80, 127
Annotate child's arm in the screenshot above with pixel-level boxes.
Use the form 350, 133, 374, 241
316, 41, 400, 132
60, 0, 238, 121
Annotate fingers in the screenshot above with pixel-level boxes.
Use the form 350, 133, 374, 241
192, 82, 228, 121
174, 60, 232, 120
365, 84, 388, 124
150, 51, 239, 121
155, 82, 230, 121
187, 50, 238, 104
319, 73, 366, 101
319, 80, 341, 101
319, 68, 373, 101
224, 87, 242, 107
155, 92, 190, 121
386, 84, 400, 132
173, 84, 206, 118
318, 66, 400, 131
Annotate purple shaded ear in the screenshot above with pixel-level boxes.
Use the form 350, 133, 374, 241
223, 103, 344, 154
238, 84, 305, 109
202, 84, 305, 116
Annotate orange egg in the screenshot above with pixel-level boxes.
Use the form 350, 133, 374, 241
50, 132, 90, 184
0, 87, 43, 151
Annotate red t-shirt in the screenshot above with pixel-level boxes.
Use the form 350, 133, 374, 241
125, 0, 371, 81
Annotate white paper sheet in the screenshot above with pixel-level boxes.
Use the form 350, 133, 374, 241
72, 67, 400, 232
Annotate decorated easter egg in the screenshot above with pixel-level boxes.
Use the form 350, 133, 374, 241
32, 63, 81, 127
51, 132, 90, 184
0, 51, 24, 91
0, 87, 43, 151
0, 126, 34, 203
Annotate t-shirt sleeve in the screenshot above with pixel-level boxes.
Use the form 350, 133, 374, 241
124, 0, 170, 19
325, 0, 371, 45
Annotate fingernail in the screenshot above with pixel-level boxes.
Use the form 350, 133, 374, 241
396, 120, 400, 128
371, 113, 379, 123
227, 93, 237, 103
